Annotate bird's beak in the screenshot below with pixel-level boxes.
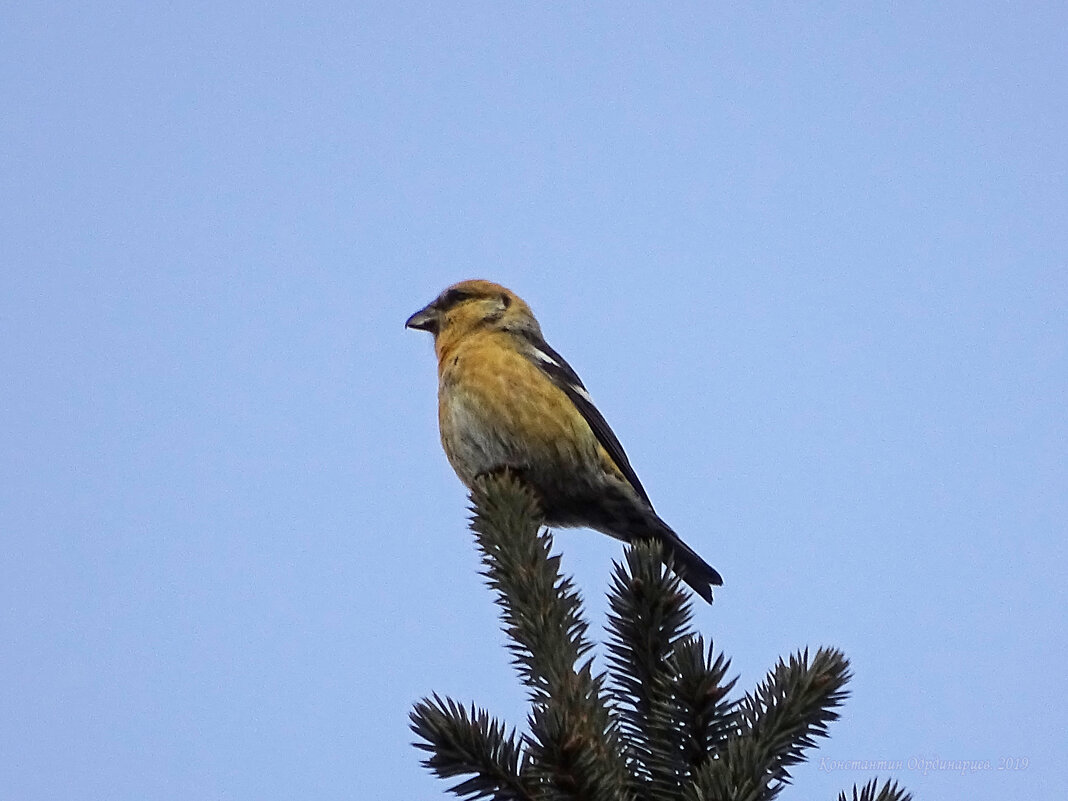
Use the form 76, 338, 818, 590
405, 303, 439, 334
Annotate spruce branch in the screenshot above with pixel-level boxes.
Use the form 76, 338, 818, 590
605, 542, 696, 797
837, 777, 913, 801
468, 471, 593, 704
468, 471, 632, 801
690, 647, 851, 801
412, 476, 909, 801
410, 694, 532, 801
671, 634, 737, 773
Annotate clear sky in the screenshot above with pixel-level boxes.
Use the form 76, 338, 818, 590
2, 3, 1065, 799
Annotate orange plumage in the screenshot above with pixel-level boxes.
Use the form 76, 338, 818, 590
407, 279, 723, 602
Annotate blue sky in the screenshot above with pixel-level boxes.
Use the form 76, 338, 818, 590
2, 3, 1065, 799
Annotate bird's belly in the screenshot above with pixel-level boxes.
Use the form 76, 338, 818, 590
438, 380, 597, 491
438, 390, 525, 484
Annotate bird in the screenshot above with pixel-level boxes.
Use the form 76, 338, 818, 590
405, 279, 723, 602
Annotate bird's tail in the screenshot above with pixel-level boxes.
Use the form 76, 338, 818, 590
647, 517, 723, 604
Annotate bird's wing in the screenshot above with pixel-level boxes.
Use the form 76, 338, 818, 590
520, 334, 653, 507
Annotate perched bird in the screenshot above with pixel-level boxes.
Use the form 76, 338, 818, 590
406, 279, 723, 602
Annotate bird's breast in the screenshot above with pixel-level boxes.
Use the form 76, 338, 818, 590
438, 389, 516, 484
436, 344, 598, 490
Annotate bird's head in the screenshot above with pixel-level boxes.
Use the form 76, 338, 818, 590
405, 280, 540, 345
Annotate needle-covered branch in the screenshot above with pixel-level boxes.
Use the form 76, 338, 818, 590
410, 694, 532, 801
468, 471, 631, 801
411, 476, 909, 801
836, 777, 913, 801
689, 647, 851, 801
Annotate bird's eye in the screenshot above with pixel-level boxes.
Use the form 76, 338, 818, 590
440, 288, 473, 309
500, 293, 511, 308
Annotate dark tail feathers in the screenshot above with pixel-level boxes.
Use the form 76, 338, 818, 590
648, 518, 723, 604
